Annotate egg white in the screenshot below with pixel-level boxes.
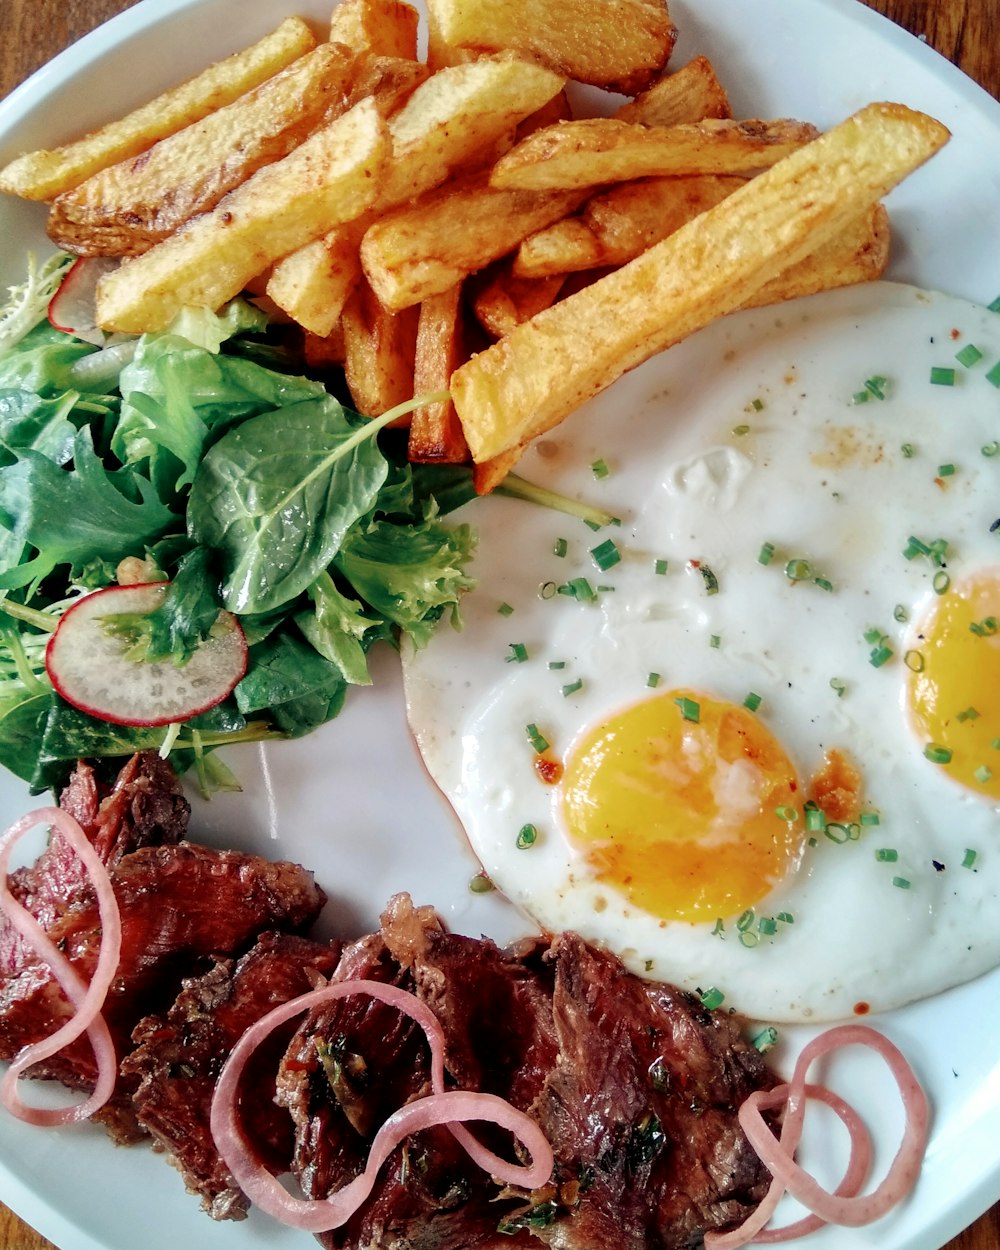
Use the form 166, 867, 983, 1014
403, 281, 1000, 1023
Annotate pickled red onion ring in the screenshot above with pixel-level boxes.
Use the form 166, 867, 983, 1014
0, 807, 122, 1125
209, 977, 554, 1233
705, 1023, 929, 1249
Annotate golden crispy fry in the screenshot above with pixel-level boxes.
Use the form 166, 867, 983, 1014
515, 174, 743, 276
516, 88, 574, 140
424, 0, 677, 94
0, 17, 317, 201
96, 98, 389, 334
265, 225, 366, 337
345, 55, 430, 115
409, 286, 470, 462
472, 445, 526, 494
303, 323, 348, 370
614, 55, 731, 126
341, 278, 419, 417
329, 0, 420, 59
360, 172, 585, 310
490, 116, 821, 192
452, 103, 949, 462
47, 44, 359, 257
471, 265, 565, 338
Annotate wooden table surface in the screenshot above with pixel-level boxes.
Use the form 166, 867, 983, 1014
0, 0, 998, 1247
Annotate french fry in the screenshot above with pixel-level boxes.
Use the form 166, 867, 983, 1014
515, 174, 743, 277
614, 55, 732, 126
452, 103, 950, 463
329, 0, 420, 60
472, 445, 526, 494
47, 44, 359, 257
360, 172, 585, 310
424, 0, 677, 94
265, 225, 366, 337
0, 17, 317, 201
471, 264, 565, 338
409, 286, 470, 462
490, 117, 821, 192
341, 278, 420, 417
96, 97, 390, 334
344, 55, 430, 115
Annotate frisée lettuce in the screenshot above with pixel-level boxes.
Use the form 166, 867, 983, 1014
0, 255, 477, 795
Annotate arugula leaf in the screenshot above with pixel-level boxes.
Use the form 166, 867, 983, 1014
295, 571, 385, 686
188, 398, 389, 615
0, 426, 176, 589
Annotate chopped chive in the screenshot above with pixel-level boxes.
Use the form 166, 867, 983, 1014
777, 912, 795, 925
924, 743, 953, 764
674, 696, 700, 722
865, 375, 889, 399
758, 542, 776, 566
962, 848, 978, 869
561, 678, 584, 697
930, 366, 956, 386
864, 626, 886, 644
994, 738, 1000, 750
974, 765, 993, 784
732, 422, 751, 436
829, 676, 847, 698
647, 672, 661, 688
752, 1025, 779, 1053
970, 616, 999, 636
775, 804, 798, 822
746, 397, 765, 412
814, 574, 834, 592
516, 823, 538, 849
903, 535, 931, 560
739, 930, 759, 948
506, 642, 529, 663
933, 570, 951, 595
875, 848, 899, 862
928, 538, 949, 566
553, 537, 568, 558
699, 987, 725, 1010
893, 604, 909, 623
711, 918, 725, 937
697, 564, 720, 595
869, 644, 894, 668
937, 463, 957, 477
904, 649, 925, 672
784, 557, 813, 582
654, 558, 669, 575
900, 442, 917, 459
757, 916, 778, 936
955, 343, 984, 367
860, 811, 881, 827
497, 601, 515, 617
743, 691, 762, 712
982, 441, 1000, 458
560, 576, 597, 602
547, 660, 566, 670
805, 806, 827, 832
986, 360, 1000, 387
709, 633, 721, 649
825, 823, 852, 844
736, 909, 755, 932
525, 723, 550, 753
469, 872, 494, 894
891, 876, 912, 890
596, 584, 615, 593
989, 295, 1000, 312
539, 580, 557, 599
956, 706, 980, 723
590, 538, 622, 571
852, 389, 872, 405
591, 457, 610, 479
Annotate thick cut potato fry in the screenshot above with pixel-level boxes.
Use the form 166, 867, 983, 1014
425, 0, 677, 94
471, 265, 565, 338
47, 44, 358, 257
614, 55, 731, 126
360, 173, 585, 310
96, 98, 389, 334
452, 103, 949, 463
490, 117, 821, 192
0, 18, 317, 201
344, 55, 430, 115
341, 279, 419, 417
473, 445, 526, 494
409, 286, 470, 462
515, 174, 743, 276
330, 0, 420, 59
265, 225, 366, 337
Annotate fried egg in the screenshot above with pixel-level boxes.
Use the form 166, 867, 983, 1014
402, 281, 1000, 1023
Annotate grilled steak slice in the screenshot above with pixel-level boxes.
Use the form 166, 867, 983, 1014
125, 932, 340, 1220
278, 896, 774, 1250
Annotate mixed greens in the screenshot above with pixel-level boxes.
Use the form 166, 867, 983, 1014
0, 253, 480, 795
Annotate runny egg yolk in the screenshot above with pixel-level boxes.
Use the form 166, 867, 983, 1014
907, 569, 1000, 800
560, 689, 804, 923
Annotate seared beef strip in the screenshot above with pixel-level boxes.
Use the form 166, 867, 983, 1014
125, 932, 341, 1220
0, 753, 327, 1140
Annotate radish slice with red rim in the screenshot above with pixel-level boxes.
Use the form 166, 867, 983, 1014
48, 256, 120, 345
45, 582, 248, 726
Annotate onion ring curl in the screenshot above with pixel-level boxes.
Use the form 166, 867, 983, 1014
0, 807, 122, 1126
209, 977, 554, 1233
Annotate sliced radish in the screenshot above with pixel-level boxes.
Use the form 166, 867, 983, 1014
46, 583, 248, 727
48, 256, 121, 346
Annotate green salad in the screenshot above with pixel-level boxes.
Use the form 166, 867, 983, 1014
0, 253, 483, 796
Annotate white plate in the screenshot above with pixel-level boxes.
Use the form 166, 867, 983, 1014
0, 1, 999, 1248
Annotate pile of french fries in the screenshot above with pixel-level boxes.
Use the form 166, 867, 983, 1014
0, 0, 949, 492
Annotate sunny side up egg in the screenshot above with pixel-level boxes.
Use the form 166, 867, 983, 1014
402, 281, 1000, 1024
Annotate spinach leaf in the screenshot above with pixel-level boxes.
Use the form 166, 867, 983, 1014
235, 632, 346, 736
295, 571, 385, 686
188, 398, 388, 614
142, 545, 225, 663
0, 427, 175, 589
0, 692, 53, 789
